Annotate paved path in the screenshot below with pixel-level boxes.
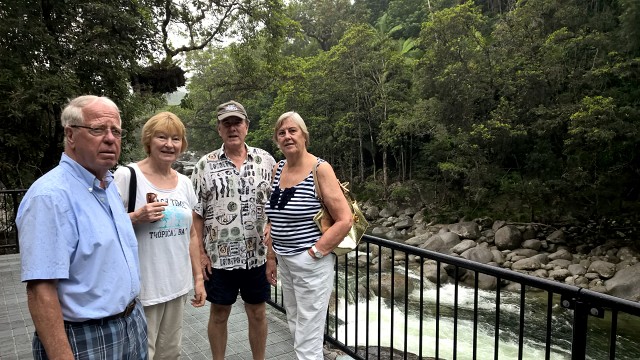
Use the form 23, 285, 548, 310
0, 254, 347, 359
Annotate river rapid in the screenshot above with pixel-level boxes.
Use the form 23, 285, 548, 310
330, 269, 640, 359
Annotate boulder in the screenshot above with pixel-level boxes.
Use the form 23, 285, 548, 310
567, 264, 587, 276
492, 220, 507, 232
461, 271, 498, 290
605, 263, 640, 301
512, 257, 542, 271
439, 231, 461, 247
449, 221, 481, 240
394, 217, 414, 230
494, 225, 523, 250
461, 247, 494, 264
547, 229, 566, 244
451, 239, 477, 255
419, 235, 448, 253
548, 249, 573, 261
588, 260, 617, 279
369, 272, 414, 300
522, 239, 542, 251
424, 261, 449, 285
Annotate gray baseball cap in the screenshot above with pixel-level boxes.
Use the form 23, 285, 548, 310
217, 100, 248, 122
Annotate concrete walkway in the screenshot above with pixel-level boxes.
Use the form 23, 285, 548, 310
0, 254, 347, 359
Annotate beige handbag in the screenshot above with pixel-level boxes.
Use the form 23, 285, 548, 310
312, 162, 369, 255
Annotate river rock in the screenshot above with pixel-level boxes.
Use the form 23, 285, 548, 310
365, 205, 380, 220
547, 229, 566, 244
549, 259, 573, 268
451, 239, 476, 254
405, 232, 431, 246
439, 231, 461, 247
548, 249, 573, 261
461, 247, 494, 264
424, 260, 449, 284
549, 268, 571, 281
522, 239, 542, 251
461, 271, 498, 290
419, 235, 448, 253
494, 225, 523, 250
370, 272, 414, 300
449, 221, 480, 240
394, 217, 414, 230
605, 263, 640, 301
371, 226, 389, 237
511, 248, 539, 258
379, 205, 398, 217
568, 264, 587, 276
512, 257, 542, 271
588, 260, 617, 279
491, 249, 505, 264
492, 220, 506, 232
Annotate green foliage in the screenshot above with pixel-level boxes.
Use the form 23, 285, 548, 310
6, 0, 639, 225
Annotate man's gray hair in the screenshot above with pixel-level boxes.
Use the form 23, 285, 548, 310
61, 95, 120, 127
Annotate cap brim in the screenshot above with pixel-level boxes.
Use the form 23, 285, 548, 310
218, 112, 247, 121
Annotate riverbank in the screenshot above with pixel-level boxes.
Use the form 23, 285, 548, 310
360, 202, 640, 302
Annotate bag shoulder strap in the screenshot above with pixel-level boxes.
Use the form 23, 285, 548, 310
125, 165, 137, 213
312, 161, 323, 203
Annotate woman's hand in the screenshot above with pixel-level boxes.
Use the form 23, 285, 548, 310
266, 257, 278, 286
191, 278, 206, 307
131, 202, 167, 224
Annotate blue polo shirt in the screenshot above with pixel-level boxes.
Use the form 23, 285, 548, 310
18, 153, 141, 322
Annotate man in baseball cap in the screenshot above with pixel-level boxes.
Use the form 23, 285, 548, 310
216, 100, 249, 122
192, 99, 275, 360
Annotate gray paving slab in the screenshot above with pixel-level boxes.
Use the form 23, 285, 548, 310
0, 254, 348, 359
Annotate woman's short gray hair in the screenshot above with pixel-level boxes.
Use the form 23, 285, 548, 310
273, 111, 310, 145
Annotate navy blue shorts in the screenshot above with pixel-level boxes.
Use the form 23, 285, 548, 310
205, 264, 270, 305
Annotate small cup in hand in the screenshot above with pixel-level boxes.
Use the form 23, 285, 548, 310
146, 193, 158, 203
147, 193, 159, 222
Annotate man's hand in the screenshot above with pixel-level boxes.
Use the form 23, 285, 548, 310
200, 253, 212, 281
266, 257, 277, 286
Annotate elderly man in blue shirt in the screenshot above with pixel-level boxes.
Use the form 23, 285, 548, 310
17, 95, 147, 359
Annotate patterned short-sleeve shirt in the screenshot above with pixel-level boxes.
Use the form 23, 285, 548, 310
192, 144, 276, 270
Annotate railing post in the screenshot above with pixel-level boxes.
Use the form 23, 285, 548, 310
561, 294, 605, 360
12, 192, 20, 253
570, 299, 589, 360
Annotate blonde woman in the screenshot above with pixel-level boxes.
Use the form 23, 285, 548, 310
114, 112, 206, 359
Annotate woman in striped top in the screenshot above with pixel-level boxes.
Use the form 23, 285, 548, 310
265, 111, 352, 360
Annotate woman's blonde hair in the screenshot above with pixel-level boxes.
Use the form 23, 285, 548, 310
141, 112, 188, 155
273, 111, 310, 145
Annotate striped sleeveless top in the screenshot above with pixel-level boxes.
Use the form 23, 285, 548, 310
266, 159, 324, 255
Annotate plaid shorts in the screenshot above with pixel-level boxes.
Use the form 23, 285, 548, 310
33, 301, 148, 360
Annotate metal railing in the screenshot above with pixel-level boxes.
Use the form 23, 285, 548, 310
268, 235, 640, 360
0, 189, 26, 254
4, 188, 640, 358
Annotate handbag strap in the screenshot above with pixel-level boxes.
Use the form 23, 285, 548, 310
125, 165, 137, 213
312, 161, 324, 204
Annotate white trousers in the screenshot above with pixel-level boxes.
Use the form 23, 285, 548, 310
277, 251, 335, 360
144, 294, 187, 360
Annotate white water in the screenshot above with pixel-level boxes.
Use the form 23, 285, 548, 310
331, 282, 574, 360
293, 254, 640, 360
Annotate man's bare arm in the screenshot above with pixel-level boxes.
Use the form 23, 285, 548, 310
26, 280, 74, 359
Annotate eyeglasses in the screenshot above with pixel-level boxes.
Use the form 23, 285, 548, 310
269, 187, 297, 210
69, 125, 126, 138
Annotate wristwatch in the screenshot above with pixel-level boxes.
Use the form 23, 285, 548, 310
311, 245, 323, 259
